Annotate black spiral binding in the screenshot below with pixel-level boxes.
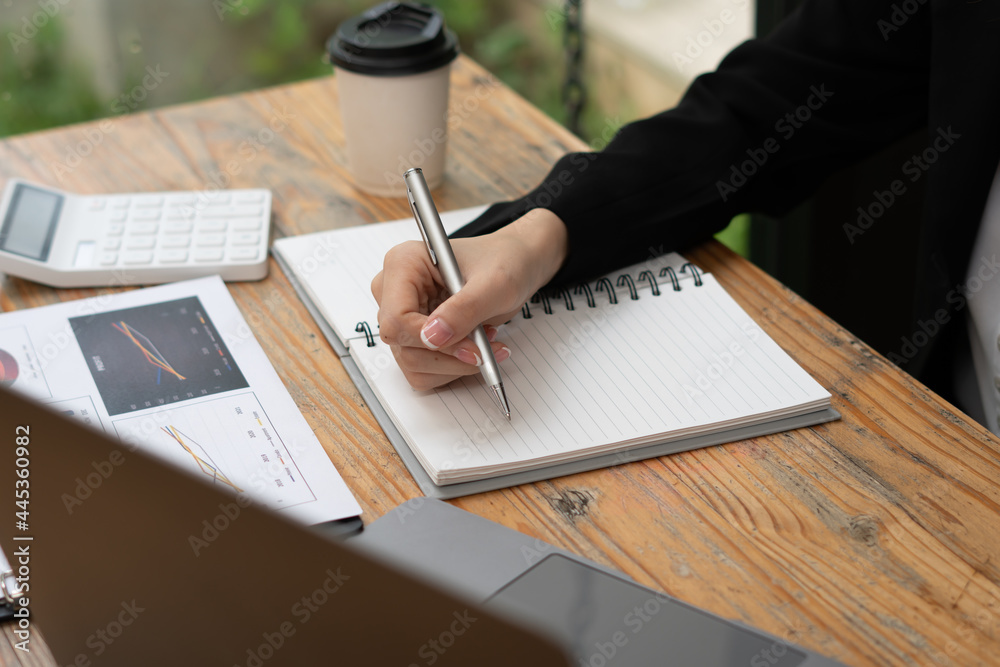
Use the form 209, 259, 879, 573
558, 289, 575, 311
681, 262, 703, 286
574, 283, 597, 308
595, 277, 618, 304
355, 321, 376, 347
352, 264, 703, 346
638, 270, 660, 296
659, 266, 681, 291
617, 274, 639, 300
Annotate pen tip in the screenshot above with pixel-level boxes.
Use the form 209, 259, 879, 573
489, 384, 511, 421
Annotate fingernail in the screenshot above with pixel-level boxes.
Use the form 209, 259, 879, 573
485, 325, 499, 342
495, 346, 511, 362
454, 348, 482, 366
420, 318, 453, 349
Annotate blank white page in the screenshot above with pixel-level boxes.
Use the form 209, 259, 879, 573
350, 271, 830, 485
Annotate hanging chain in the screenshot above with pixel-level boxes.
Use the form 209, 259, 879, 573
562, 0, 586, 137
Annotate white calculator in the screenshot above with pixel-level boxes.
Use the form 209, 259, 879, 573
0, 178, 272, 287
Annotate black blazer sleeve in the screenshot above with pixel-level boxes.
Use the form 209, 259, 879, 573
452, 0, 931, 287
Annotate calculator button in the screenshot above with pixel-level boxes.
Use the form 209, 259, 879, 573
235, 191, 265, 203
106, 223, 125, 236
131, 210, 162, 222
199, 205, 262, 219
202, 194, 231, 205
227, 247, 260, 262
129, 222, 158, 235
166, 208, 195, 220
160, 236, 191, 248
101, 238, 122, 251
195, 233, 226, 247
231, 219, 262, 232
133, 197, 164, 208
123, 251, 154, 265
125, 237, 156, 250
196, 220, 226, 233
231, 232, 260, 246
167, 195, 196, 206
111, 198, 130, 209
193, 248, 224, 262
98, 252, 119, 266
109, 211, 128, 222
157, 249, 189, 263
88, 199, 107, 211
163, 221, 193, 234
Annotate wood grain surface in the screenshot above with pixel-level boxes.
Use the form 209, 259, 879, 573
1, 56, 998, 666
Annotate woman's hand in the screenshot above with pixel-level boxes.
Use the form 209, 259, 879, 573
371, 208, 568, 390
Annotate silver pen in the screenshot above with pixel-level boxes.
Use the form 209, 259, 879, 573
404, 167, 512, 421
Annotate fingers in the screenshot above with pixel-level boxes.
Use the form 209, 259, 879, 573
419, 265, 523, 349
372, 236, 530, 390
373, 242, 436, 347
390, 338, 512, 391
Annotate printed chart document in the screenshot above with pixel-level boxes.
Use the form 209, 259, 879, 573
0, 276, 361, 524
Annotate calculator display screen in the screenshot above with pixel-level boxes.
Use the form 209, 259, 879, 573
0, 184, 63, 261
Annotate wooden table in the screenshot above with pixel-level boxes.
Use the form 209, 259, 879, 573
2, 56, 998, 667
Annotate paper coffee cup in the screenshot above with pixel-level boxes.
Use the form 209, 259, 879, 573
327, 2, 459, 197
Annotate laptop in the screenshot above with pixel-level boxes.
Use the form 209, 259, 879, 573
0, 386, 843, 666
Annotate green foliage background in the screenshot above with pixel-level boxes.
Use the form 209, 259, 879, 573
0, 0, 747, 254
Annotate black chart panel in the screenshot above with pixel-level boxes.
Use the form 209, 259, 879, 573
70, 297, 248, 415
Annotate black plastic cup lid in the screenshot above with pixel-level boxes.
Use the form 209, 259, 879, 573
327, 2, 459, 76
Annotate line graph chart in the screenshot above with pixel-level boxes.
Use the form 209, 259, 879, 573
70, 297, 248, 415
113, 392, 316, 510
160, 425, 242, 492
111, 321, 187, 383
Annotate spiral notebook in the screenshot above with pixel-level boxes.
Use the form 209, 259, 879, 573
272, 207, 836, 498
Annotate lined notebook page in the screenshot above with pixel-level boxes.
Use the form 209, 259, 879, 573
272, 207, 487, 346
351, 272, 830, 485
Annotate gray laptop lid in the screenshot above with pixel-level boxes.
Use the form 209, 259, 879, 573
0, 386, 571, 666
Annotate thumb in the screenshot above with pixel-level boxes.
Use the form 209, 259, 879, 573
420, 281, 511, 350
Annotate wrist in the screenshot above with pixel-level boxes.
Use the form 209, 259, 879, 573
502, 208, 568, 289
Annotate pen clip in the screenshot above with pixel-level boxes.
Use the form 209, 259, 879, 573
408, 190, 437, 266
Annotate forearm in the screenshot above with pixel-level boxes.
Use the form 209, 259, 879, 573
455, 0, 931, 286
493, 208, 568, 293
